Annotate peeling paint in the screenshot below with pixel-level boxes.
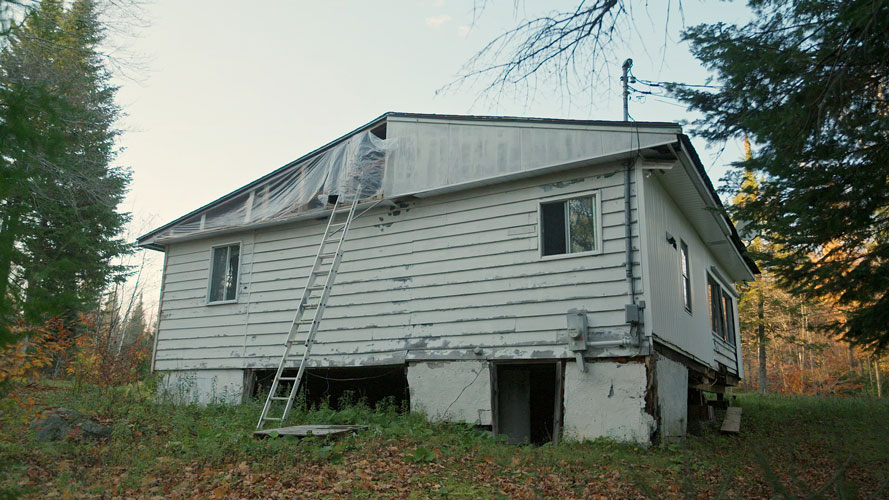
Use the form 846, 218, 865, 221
562, 360, 655, 444
541, 178, 585, 191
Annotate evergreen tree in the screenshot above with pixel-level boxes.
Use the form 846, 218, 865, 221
122, 292, 146, 346
672, 0, 889, 352
0, 0, 131, 342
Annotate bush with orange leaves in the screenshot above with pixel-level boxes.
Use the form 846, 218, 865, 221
0, 319, 73, 388
0, 319, 74, 424
66, 313, 151, 390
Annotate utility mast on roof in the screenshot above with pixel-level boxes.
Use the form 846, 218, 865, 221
621, 58, 633, 121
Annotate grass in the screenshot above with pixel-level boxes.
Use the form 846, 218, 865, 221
1, 379, 888, 499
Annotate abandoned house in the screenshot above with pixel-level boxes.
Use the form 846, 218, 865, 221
137, 112, 757, 444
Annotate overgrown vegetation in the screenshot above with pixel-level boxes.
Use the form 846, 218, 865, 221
1, 381, 887, 499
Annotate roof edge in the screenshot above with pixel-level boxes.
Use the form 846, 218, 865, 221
677, 134, 760, 276
136, 112, 391, 246
387, 112, 680, 129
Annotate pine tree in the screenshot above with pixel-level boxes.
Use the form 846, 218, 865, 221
122, 292, 146, 347
673, 0, 889, 352
0, 0, 131, 341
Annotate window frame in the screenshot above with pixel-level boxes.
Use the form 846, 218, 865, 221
679, 239, 692, 314
721, 290, 736, 345
537, 190, 603, 261
206, 241, 242, 305
707, 271, 738, 346
707, 274, 724, 339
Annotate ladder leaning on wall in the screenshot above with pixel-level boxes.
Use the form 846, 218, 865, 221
256, 190, 362, 430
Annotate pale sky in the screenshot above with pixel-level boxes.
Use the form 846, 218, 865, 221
108, 0, 753, 319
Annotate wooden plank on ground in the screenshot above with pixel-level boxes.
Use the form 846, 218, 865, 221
720, 407, 742, 434
253, 424, 367, 438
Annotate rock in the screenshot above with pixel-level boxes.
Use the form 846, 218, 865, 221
31, 407, 110, 442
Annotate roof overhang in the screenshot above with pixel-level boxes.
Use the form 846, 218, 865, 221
668, 134, 758, 280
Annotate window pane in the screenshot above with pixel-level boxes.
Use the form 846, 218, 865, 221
225, 245, 240, 301
567, 196, 596, 253
722, 293, 735, 343
541, 202, 567, 256
708, 278, 722, 335
209, 246, 228, 302
680, 242, 691, 311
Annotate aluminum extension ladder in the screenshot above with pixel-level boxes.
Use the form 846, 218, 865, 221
256, 191, 362, 430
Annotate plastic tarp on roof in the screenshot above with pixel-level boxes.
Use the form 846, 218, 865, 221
151, 131, 389, 243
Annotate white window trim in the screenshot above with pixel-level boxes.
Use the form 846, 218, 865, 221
206, 241, 242, 305
709, 265, 739, 299
680, 239, 693, 315
706, 270, 738, 344
537, 190, 604, 261
713, 330, 738, 352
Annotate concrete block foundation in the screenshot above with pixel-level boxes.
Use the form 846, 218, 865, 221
655, 355, 689, 442
562, 360, 656, 444
158, 369, 244, 405
406, 360, 492, 426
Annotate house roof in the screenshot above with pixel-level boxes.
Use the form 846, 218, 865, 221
136, 112, 682, 248
136, 112, 757, 277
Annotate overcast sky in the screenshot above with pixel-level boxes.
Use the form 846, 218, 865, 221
108, 0, 753, 317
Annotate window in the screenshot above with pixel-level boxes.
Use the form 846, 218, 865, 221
680, 240, 692, 312
722, 292, 736, 344
209, 244, 240, 303
707, 273, 736, 344
540, 194, 599, 257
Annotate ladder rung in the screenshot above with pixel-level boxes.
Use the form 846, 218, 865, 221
258, 191, 360, 429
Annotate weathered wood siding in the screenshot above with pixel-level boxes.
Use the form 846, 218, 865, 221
384, 116, 679, 197
154, 164, 641, 371
640, 171, 741, 374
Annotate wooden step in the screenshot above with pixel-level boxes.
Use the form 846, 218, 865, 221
720, 407, 742, 434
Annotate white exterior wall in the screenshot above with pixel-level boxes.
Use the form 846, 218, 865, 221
383, 117, 678, 197
157, 369, 244, 405
153, 164, 642, 371
562, 360, 655, 443
640, 172, 742, 374
655, 356, 688, 442
407, 360, 492, 425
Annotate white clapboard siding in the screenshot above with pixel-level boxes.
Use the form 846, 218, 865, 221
713, 337, 738, 368
154, 163, 641, 370
641, 172, 739, 374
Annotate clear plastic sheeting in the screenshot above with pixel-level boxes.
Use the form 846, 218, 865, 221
152, 131, 389, 243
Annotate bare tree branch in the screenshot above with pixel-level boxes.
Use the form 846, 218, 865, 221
443, 1, 689, 108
